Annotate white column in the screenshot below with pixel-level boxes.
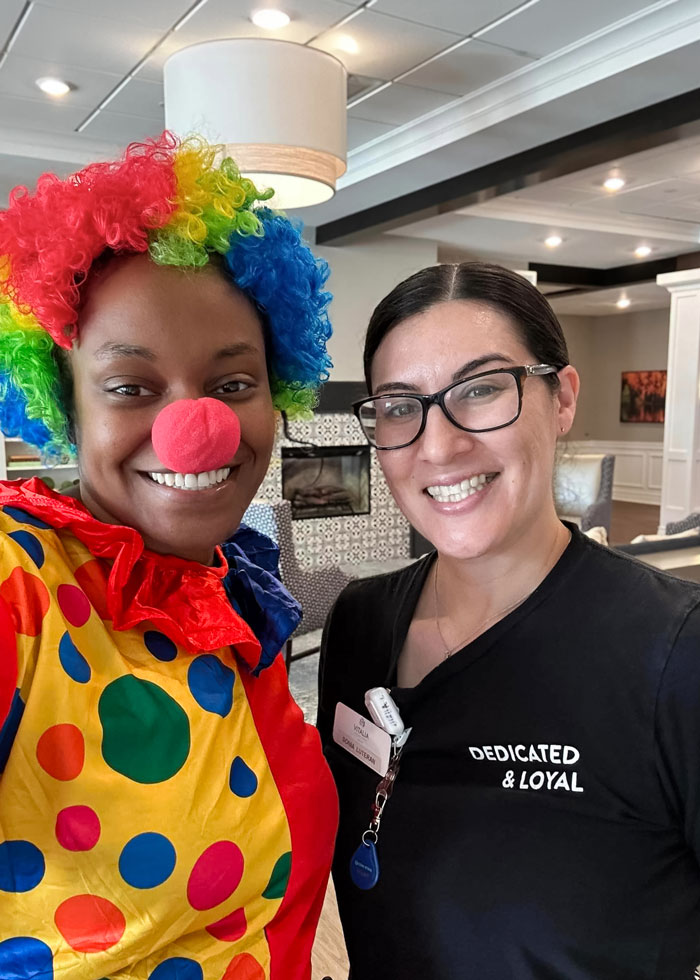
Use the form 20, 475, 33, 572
657, 269, 700, 531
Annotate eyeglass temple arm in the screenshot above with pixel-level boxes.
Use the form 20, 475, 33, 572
526, 364, 558, 376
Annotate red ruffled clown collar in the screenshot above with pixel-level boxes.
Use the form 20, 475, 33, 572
0, 478, 261, 664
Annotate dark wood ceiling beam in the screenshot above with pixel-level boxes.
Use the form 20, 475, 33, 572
528, 265, 607, 287
530, 252, 700, 288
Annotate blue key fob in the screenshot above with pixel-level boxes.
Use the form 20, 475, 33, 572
350, 838, 380, 889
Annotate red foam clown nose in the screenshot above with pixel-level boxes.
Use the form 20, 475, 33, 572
151, 398, 241, 474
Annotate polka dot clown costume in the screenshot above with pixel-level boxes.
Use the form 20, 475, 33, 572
0, 134, 338, 980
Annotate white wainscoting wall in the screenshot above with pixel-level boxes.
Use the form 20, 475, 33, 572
566, 440, 663, 505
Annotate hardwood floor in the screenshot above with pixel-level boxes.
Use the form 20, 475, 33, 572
609, 500, 660, 545
312, 880, 349, 979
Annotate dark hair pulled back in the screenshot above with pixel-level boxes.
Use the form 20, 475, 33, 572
364, 261, 569, 391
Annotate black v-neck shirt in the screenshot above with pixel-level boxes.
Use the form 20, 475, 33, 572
317, 529, 700, 979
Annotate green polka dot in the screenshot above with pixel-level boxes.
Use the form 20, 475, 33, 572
262, 851, 291, 900
99, 676, 190, 783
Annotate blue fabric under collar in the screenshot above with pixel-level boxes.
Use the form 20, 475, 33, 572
220, 523, 301, 674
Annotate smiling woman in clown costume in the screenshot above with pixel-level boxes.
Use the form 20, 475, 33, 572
0, 134, 338, 980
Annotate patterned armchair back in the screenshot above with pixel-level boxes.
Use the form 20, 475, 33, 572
242, 499, 350, 635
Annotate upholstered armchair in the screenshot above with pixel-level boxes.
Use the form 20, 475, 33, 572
242, 499, 413, 670
666, 513, 700, 535
553, 453, 616, 534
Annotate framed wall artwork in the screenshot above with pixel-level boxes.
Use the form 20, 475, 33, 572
620, 370, 667, 423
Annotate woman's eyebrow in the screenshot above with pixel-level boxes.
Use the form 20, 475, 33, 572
374, 354, 514, 395
374, 381, 421, 395
93, 342, 156, 362
92, 342, 260, 362
451, 353, 514, 381
214, 343, 260, 360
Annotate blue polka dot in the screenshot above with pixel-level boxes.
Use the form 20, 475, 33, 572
229, 756, 258, 798
7, 531, 44, 568
119, 832, 176, 889
58, 632, 91, 684
0, 936, 53, 979
149, 958, 203, 980
187, 655, 234, 717
144, 630, 177, 662
2, 507, 52, 530
0, 840, 45, 893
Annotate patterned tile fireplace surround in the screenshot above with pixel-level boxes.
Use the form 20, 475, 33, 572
253, 411, 411, 570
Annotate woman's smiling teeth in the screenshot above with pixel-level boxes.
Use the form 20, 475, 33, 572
426, 473, 492, 503
147, 467, 231, 490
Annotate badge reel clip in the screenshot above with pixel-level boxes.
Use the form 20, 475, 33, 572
349, 687, 411, 891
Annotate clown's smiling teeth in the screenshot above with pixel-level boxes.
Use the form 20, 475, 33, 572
426, 473, 493, 503
147, 468, 231, 490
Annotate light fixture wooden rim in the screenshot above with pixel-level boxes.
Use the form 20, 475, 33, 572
223, 144, 346, 186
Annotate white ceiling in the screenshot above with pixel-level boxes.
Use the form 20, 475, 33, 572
0, 0, 551, 192
1, 0, 698, 204
396, 208, 697, 269
549, 282, 671, 317
465, 134, 700, 233
394, 133, 700, 268
2, 0, 700, 329
297, 0, 700, 227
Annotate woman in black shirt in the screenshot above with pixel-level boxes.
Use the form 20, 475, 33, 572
318, 262, 700, 979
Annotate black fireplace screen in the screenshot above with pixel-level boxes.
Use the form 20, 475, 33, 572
281, 445, 371, 520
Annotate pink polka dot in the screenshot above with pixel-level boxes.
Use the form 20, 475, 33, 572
187, 841, 244, 911
206, 906, 247, 941
57, 583, 91, 627
55, 805, 101, 851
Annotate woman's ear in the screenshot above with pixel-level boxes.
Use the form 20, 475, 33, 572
556, 365, 580, 436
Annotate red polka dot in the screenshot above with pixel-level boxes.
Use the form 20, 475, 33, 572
54, 894, 125, 952
187, 841, 244, 911
36, 724, 84, 780
206, 906, 246, 941
222, 954, 265, 980
57, 584, 91, 627
73, 561, 110, 621
55, 805, 101, 851
0, 567, 50, 636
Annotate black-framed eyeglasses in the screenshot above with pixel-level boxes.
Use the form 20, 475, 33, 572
352, 364, 559, 450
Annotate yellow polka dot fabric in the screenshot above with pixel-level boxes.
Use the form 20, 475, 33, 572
0, 505, 301, 980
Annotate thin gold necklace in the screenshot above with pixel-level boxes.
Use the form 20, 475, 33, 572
433, 530, 569, 660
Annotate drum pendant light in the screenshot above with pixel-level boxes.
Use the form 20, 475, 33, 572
164, 38, 347, 209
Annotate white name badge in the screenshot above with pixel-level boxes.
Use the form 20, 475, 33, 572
333, 702, 392, 777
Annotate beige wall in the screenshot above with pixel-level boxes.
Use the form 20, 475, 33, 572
589, 309, 669, 442
559, 308, 669, 442
317, 236, 439, 382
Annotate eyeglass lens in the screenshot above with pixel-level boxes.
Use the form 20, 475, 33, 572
358, 372, 521, 448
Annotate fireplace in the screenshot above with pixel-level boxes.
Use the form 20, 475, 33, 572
281, 445, 371, 520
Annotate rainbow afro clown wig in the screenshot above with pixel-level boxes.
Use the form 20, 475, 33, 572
0, 132, 333, 459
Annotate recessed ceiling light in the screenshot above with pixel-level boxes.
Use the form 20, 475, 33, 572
634, 245, 652, 258
544, 235, 562, 248
616, 296, 631, 309
251, 8, 290, 29
35, 76, 71, 97
603, 176, 626, 192
334, 33, 359, 54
